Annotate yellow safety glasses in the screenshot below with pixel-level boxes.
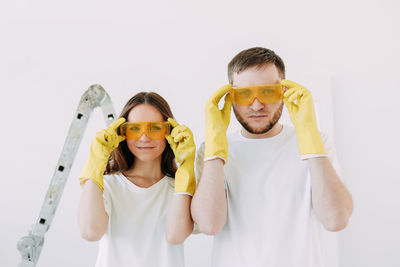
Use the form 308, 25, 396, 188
230, 84, 284, 105
119, 121, 171, 140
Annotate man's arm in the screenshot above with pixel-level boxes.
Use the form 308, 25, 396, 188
281, 80, 353, 231
165, 194, 194, 244
192, 85, 232, 235
191, 158, 227, 235
308, 157, 353, 232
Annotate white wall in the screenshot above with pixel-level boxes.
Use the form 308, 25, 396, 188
1, 0, 399, 266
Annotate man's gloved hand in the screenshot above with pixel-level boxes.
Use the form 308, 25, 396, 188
166, 118, 196, 196
281, 80, 327, 156
79, 118, 126, 191
204, 84, 232, 162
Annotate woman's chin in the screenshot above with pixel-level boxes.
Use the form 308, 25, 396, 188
134, 152, 163, 162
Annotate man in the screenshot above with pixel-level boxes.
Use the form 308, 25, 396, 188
191, 47, 353, 267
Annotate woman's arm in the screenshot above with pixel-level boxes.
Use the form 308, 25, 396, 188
78, 180, 109, 241
165, 194, 194, 244
77, 118, 126, 241
165, 118, 197, 244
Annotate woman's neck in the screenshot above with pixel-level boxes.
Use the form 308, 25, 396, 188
123, 156, 164, 188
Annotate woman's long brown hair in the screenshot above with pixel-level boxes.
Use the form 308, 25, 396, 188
105, 92, 177, 178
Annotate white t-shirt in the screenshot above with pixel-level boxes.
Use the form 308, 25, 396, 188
95, 173, 184, 267
196, 125, 342, 267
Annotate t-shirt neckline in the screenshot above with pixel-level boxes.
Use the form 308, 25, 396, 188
236, 124, 287, 142
120, 173, 168, 192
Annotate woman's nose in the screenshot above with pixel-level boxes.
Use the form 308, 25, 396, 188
138, 133, 151, 141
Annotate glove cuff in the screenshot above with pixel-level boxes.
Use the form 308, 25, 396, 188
295, 127, 327, 155
300, 154, 328, 160
174, 159, 196, 195
79, 152, 110, 192
204, 132, 228, 162
204, 155, 226, 163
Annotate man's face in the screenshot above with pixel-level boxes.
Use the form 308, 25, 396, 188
231, 64, 283, 134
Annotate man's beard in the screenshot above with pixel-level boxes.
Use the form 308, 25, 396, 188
233, 102, 283, 134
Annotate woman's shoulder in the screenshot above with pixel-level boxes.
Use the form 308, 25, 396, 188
166, 176, 176, 188
103, 172, 125, 189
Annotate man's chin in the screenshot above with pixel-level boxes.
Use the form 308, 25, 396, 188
247, 122, 269, 132
247, 127, 271, 134
234, 102, 284, 136
243, 122, 273, 134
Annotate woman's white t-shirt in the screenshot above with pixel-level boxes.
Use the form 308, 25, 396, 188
95, 173, 184, 267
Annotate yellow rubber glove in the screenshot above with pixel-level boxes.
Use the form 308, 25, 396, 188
79, 118, 126, 191
204, 84, 232, 162
281, 80, 327, 156
166, 118, 196, 196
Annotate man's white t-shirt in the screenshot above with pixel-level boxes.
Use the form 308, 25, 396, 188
196, 125, 342, 267
95, 173, 184, 267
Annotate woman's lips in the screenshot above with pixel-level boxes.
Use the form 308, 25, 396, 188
137, 147, 155, 149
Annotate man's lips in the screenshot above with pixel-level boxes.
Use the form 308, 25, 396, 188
248, 114, 268, 119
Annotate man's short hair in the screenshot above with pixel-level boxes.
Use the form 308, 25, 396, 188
228, 47, 286, 84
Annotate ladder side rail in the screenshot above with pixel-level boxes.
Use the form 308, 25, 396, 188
17, 85, 116, 267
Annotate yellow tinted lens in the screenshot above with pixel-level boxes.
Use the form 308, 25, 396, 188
124, 123, 144, 140
147, 122, 169, 139
257, 84, 283, 104
231, 88, 256, 105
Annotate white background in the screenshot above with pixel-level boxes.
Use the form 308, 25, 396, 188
1, 0, 399, 267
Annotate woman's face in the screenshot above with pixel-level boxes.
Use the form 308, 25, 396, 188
126, 104, 167, 162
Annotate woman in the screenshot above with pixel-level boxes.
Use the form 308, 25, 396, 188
78, 92, 196, 267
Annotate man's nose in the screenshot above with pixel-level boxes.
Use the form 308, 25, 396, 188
249, 98, 265, 111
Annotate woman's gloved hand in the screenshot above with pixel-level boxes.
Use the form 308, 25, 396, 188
166, 118, 196, 196
79, 118, 126, 191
